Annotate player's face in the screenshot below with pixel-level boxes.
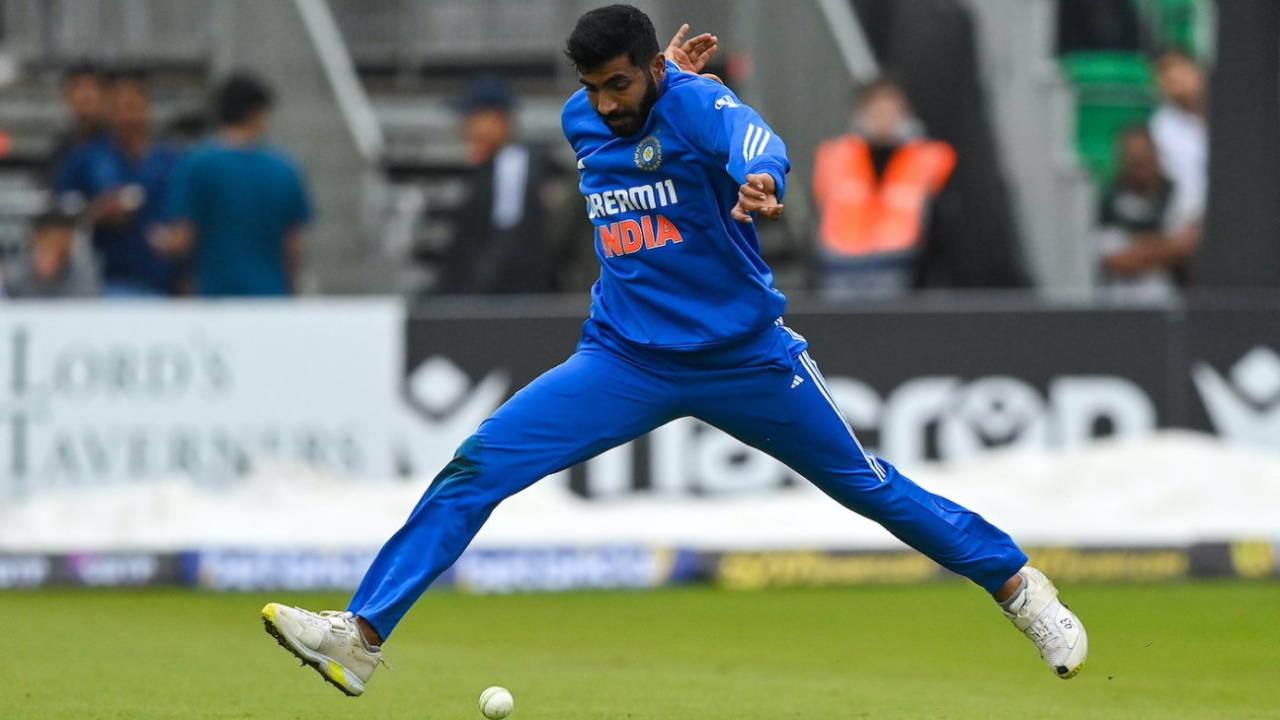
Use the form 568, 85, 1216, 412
578, 54, 664, 138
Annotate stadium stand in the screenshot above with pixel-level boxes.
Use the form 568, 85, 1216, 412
0, 0, 1247, 297
0, 1, 210, 269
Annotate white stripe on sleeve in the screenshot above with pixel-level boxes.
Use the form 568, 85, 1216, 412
743, 124, 760, 163
749, 130, 772, 161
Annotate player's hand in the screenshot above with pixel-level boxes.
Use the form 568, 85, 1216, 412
665, 23, 722, 83
732, 173, 784, 223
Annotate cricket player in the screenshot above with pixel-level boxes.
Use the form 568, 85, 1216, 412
262, 5, 1087, 696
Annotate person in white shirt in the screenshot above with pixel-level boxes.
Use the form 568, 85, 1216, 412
1148, 48, 1207, 239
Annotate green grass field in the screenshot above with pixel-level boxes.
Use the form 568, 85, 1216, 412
4, 581, 1278, 719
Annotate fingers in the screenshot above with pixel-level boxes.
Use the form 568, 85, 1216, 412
732, 203, 782, 221
736, 173, 785, 222
690, 46, 716, 69
668, 25, 719, 72
734, 191, 785, 221
686, 33, 718, 65
685, 32, 715, 52
700, 73, 724, 85
745, 173, 776, 193
739, 175, 775, 200
668, 23, 689, 49
736, 199, 785, 217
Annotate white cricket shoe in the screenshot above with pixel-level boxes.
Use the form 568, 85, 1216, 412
1001, 567, 1088, 679
261, 603, 385, 696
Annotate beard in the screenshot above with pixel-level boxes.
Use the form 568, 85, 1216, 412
601, 71, 660, 138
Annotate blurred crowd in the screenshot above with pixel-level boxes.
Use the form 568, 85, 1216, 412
815, 0, 1210, 302
1094, 48, 1205, 299
431, 77, 577, 295
1060, 0, 1209, 298
422, 0, 1212, 302
0, 0, 1213, 302
0, 66, 311, 299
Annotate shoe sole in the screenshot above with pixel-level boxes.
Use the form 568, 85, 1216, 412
261, 603, 364, 697
1058, 658, 1085, 679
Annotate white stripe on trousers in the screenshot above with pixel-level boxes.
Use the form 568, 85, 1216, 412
797, 350, 887, 481
775, 317, 806, 343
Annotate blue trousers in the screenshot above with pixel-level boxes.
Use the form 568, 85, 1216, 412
349, 322, 1027, 640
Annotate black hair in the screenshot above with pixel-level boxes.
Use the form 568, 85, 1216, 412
106, 68, 151, 95
855, 75, 908, 107
62, 61, 103, 86
564, 4, 660, 72
215, 73, 274, 126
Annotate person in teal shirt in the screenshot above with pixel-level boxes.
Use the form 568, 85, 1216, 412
162, 73, 311, 296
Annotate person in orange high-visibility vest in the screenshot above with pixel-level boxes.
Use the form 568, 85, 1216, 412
812, 78, 955, 299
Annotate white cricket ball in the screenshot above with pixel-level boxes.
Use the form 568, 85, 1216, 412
478, 685, 514, 719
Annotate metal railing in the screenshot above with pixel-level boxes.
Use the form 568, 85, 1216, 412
0, 0, 213, 63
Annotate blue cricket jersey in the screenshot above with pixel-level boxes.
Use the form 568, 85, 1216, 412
562, 61, 791, 350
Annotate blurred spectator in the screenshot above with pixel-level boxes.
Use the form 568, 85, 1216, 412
45, 62, 108, 184
811, 78, 955, 300
158, 73, 311, 296
850, 0, 1028, 289
1095, 125, 1196, 298
54, 70, 182, 297
434, 77, 563, 295
1149, 48, 1207, 231
1, 206, 98, 298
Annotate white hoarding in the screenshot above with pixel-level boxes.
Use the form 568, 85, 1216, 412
1, 302, 1277, 553
0, 300, 407, 493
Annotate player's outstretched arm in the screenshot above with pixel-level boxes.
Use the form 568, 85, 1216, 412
731, 173, 784, 223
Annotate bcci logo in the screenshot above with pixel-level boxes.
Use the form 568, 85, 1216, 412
634, 136, 662, 171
